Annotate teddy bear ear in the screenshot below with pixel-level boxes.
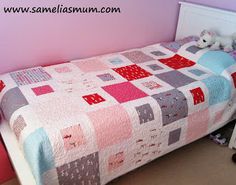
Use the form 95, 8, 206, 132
200, 30, 207, 37
208, 31, 216, 36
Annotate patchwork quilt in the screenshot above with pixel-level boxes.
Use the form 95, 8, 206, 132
1, 36, 236, 185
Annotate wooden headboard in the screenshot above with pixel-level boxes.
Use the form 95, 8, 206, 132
176, 2, 236, 40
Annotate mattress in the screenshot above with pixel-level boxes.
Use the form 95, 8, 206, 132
0, 36, 236, 185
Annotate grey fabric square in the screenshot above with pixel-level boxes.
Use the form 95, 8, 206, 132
147, 64, 163, 71
152, 89, 188, 126
186, 45, 202, 54
150, 51, 166, 56
97, 73, 115, 81
188, 69, 206, 76
57, 152, 100, 185
1, 87, 29, 121
135, 103, 154, 124
155, 71, 196, 88
168, 128, 181, 145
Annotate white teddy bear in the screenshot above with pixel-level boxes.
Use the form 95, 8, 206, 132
197, 30, 236, 52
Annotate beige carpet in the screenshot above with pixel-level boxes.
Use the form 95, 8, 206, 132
2, 137, 236, 185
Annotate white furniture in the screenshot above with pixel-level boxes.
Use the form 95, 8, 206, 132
1, 2, 236, 185
229, 124, 236, 149
0, 115, 36, 185
176, 2, 236, 40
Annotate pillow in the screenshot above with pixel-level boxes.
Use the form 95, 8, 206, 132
197, 50, 236, 74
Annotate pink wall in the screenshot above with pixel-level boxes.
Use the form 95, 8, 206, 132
0, 0, 180, 74
186, 0, 236, 11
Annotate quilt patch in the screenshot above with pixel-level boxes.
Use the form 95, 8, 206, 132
10, 67, 51, 86
102, 82, 147, 103
113, 64, 152, 81
168, 128, 181, 145
186, 45, 202, 54
108, 152, 125, 172
108, 57, 123, 65
231, 72, 236, 88
74, 58, 109, 72
0, 87, 29, 121
97, 73, 115, 82
87, 105, 132, 150
32, 85, 54, 96
152, 89, 188, 126
23, 128, 55, 185
135, 103, 155, 124
202, 76, 231, 105
141, 81, 162, 90
150, 51, 166, 56
56, 152, 100, 185
159, 54, 195, 69
83, 93, 106, 105
54, 66, 72, 73
61, 125, 86, 151
13, 115, 26, 140
122, 51, 154, 64
155, 71, 196, 88
190, 87, 205, 105
147, 64, 163, 71
188, 69, 206, 76
187, 109, 209, 143
0, 80, 6, 92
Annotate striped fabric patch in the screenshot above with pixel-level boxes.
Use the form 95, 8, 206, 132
10, 67, 51, 86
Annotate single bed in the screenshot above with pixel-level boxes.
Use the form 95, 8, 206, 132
1, 2, 236, 185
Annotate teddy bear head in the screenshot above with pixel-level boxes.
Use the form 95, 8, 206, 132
197, 30, 216, 48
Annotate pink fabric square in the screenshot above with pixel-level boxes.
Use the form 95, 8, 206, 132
87, 105, 132, 149
55, 66, 72, 73
102, 82, 148, 103
187, 109, 209, 143
32, 85, 54, 96
13, 115, 26, 140
60, 125, 86, 151
74, 59, 109, 72
108, 152, 125, 171
142, 81, 162, 90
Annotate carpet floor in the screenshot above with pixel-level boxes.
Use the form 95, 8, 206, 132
2, 137, 236, 185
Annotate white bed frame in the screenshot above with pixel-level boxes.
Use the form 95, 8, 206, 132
1, 2, 236, 185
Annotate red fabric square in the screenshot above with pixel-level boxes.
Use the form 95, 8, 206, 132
0, 80, 6, 93
113, 64, 152, 81
32, 85, 54, 96
231, 72, 236, 88
159, 54, 195, 69
83, 93, 105, 105
190, 87, 205, 105
102, 82, 147, 103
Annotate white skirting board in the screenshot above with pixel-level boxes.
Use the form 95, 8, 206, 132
0, 119, 36, 185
